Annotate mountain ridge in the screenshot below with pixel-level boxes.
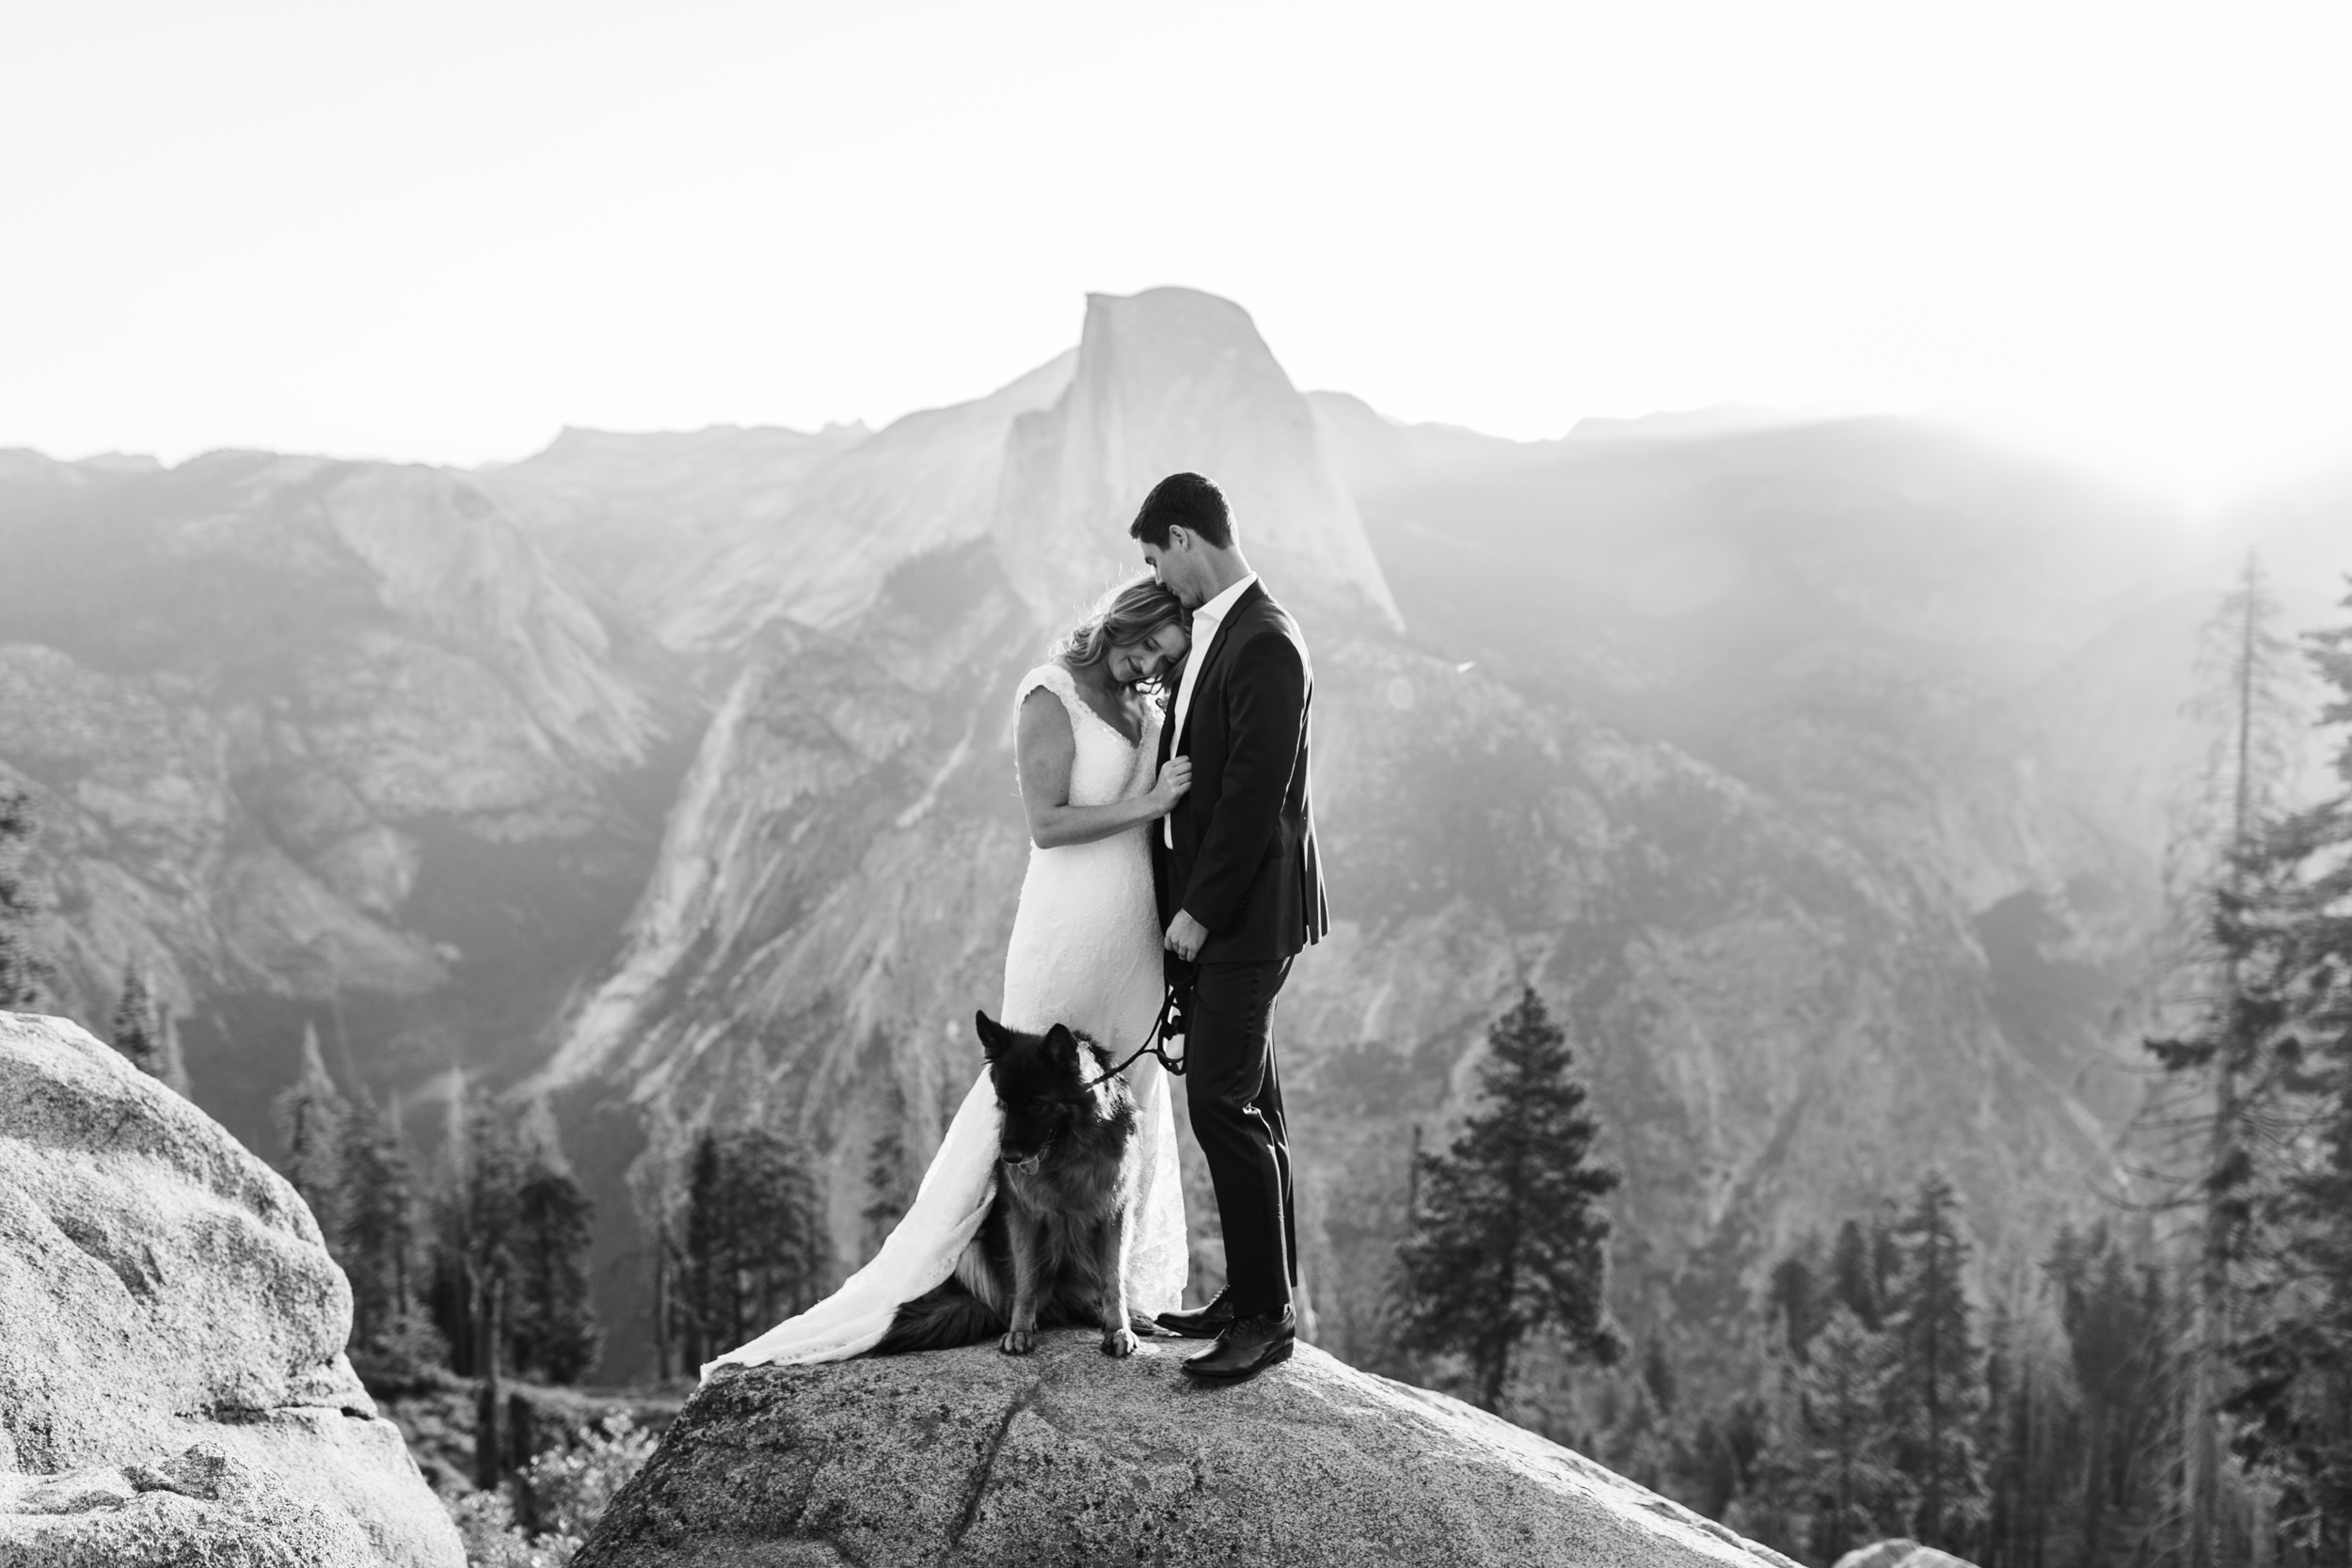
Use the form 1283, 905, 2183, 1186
5, 285, 2341, 1386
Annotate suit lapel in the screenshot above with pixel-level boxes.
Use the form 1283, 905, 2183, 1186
1176, 579, 1264, 754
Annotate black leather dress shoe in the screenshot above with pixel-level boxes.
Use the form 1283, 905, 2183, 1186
1182, 1307, 1295, 1383
1154, 1286, 1236, 1339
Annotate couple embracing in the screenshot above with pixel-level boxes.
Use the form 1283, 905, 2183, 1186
707, 470, 1327, 1386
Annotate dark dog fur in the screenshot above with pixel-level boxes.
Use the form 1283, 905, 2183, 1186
871, 1011, 1150, 1359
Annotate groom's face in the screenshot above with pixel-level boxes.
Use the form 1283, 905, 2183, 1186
1140, 529, 1209, 610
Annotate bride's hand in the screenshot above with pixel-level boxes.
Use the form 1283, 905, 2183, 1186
1150, 757, 1193, 812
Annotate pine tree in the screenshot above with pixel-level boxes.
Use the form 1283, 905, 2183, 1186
108, 966, 168, 1080
273, 1023, 350, 1243
2236, 921, 2352, 1556
0, 786, 46, 1010
1398, 987, 1625, 1413
2045, 1221, 2171, 1562
434, 1086, 529, 1487
1768, 1234, 1826, 1363
2143, 551, 2310, 1568
1831, 1217, 1883, 1331
681, 1132, 725, 1366
680, 1126, 831, 1364
508, 1151, 601, 1385
1642, 1334, 1679, 1416
1977, 1298, 2027, 1568
109, 966, 162, 1075
1976, 1282, 2085, 1568
1884, 1171, 1989, 1553
649, 1192, 681, 1383
2228, 576, 2352, 1557
862, 1095, 913, 1254
1799, 1306, 1913, 1562
338, 1088, 417, 1351
1870, 1211, 1904, 1325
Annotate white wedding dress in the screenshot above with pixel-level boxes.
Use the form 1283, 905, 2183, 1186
702, 664, 1188, 1375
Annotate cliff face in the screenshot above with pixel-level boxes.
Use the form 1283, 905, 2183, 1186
479, 421, 869, 661
488, 353, 1078, 663
0, 451, 688, 1149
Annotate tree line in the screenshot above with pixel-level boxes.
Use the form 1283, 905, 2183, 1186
1, 784, 834, 1434
1375, 982, 2054, 1562
1375, 564, 2352, 1566
264, 1029, 833, 1482
1384, 990, 2258, 1567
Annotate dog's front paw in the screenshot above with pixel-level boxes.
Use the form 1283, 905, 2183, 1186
1101, 1325, 1137, 1359
999, 1329, 1036, 1356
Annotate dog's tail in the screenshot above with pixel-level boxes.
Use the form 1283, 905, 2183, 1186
870, 1283, 1006, 1355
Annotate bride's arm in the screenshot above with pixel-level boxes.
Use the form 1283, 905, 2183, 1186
1017, 690, 1190, 848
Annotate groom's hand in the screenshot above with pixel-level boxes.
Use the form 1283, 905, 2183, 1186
1164, 911, 1208, 962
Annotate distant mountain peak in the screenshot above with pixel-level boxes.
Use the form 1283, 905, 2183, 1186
997, 288, 1402, 627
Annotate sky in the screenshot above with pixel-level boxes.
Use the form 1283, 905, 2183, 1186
4, 0, 2349, 502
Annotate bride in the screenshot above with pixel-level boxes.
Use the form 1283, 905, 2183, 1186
704, 577, 1195, 1373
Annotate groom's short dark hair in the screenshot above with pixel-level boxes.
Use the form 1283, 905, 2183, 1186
1129, 472, 1234, 550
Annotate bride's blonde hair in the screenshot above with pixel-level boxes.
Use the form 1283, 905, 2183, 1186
1053, 576, 1187, 684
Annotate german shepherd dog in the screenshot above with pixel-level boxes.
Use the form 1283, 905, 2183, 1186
872, 1011, 1150, 1359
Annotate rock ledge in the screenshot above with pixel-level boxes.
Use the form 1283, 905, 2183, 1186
579, 1331, 1798, 1568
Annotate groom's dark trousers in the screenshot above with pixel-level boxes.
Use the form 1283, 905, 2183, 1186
1156, 580, 1328, 1322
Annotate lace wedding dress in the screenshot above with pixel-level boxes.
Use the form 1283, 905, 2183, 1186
703, 664, 1188, 1374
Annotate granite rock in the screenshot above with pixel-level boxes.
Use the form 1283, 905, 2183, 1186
0, 1012, 463, 1567
0, 1442, 376, 1567
575, 1332, 1800, 1568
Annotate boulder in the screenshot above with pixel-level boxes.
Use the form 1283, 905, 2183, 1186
0, 1441, 375, 1567
576, 1332, 1802, 1568
0, 1011, 464, 1567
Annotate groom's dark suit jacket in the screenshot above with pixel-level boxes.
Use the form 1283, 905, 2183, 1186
1155, 580, 1329, 964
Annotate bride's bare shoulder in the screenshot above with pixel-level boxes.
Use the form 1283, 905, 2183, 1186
1015, 661, 1079, 704
1016, 667, 1077, 753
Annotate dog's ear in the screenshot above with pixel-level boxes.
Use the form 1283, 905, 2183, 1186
1042, 1023, 1079, 1063
976, 1010, 1004, 1058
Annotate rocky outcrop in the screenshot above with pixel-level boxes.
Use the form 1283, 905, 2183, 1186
0, 1441, 376, 1568
0, 1011, 463, 1567
576, 1333, 1797, 1568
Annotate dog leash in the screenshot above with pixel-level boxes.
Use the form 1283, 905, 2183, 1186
1080, 980, 1189, 1090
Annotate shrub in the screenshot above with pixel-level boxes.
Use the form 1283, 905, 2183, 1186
445, 1411, 655, 1567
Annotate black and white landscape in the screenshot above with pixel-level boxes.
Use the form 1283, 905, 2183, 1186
8, 283, 2345, 1398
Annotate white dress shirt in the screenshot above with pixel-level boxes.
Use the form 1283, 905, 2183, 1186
1165, 572, 1257, 847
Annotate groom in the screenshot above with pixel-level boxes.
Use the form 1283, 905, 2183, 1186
1132, 471, 1328, 1385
